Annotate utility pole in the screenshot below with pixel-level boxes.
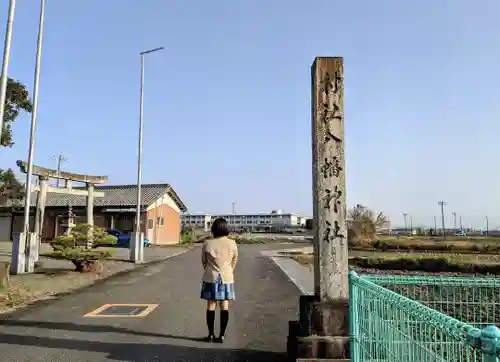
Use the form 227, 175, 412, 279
50, 154, 67, 187
402, 213, 408, 233
452, 212, 457, 230
232, 202, 236, 215
486, 216, 489, 236
459, 215, 463, 231
409, 215, 413, 235
433, 216, 437, 232
438, 201, 447, 239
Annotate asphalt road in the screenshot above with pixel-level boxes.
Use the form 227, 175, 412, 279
0, 244, 301, 362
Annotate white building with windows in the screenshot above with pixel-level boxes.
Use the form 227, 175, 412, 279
181, 210, 307, 232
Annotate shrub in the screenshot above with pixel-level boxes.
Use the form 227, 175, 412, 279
94, 234, 118, 248
181, 230, 197, 244
45, 224, 116, 272
230, 236, 265, 244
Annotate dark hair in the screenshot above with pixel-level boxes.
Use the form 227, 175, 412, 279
211, 217, 230, 238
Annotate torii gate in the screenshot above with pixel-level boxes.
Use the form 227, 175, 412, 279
12, 160, 108, 274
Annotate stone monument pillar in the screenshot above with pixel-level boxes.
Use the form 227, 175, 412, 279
311, 57, 348, 301
66, 204, 75, 236
287, 57, 349, 360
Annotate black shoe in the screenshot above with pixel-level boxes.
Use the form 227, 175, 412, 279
203, 334, 215, 342
214, 335, 224, 343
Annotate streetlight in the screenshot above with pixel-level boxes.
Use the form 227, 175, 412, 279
0, 0, 17, 141
132, 46, 164, 263
17, 0, 46, 274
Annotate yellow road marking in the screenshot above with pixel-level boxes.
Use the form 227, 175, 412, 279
83, 303, 159, 318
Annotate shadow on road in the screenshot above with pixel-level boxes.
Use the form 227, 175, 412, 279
0, 319, 290, 361
0, 319, 198, 341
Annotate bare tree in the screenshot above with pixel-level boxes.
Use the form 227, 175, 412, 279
348, 204, 388, 242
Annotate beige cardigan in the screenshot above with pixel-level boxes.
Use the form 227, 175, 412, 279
201, 237, 238, 284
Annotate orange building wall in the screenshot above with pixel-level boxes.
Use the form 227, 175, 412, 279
145, 192, 182, 245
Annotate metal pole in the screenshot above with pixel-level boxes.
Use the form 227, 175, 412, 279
134, 54, 145, 235
402, 213, 408, 233
133, 47, 163, 261
22, 0, 46, 272
452, 212, 457, 230
433, 216, 437, 233
232, 202, 235, 215
0, 0, 16, 141
459, 215, 463, 231
486, 216, 489, 236
409, 215, 413, 235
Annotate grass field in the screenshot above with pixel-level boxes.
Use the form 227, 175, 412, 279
355, 235, 500, 254
283, 236, 500, 332
283, 236, 500, 274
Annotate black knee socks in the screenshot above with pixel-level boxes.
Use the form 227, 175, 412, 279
206, 309, 229, 337
220, 310, 229, 337
206, 310, 215, 335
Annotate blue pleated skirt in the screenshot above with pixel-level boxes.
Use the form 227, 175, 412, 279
200, 274, 235, 301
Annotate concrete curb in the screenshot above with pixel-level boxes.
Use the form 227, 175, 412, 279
261, 250, 314, 295
0, 246, 196, 319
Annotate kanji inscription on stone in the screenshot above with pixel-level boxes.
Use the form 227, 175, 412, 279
323, 186, 342, 213
323, 220, 345, 243
320, 157, 343, 179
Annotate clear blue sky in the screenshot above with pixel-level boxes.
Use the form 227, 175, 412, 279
0, 1, 499, 229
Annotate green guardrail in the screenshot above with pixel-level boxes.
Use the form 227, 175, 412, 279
349, 271, 500, 362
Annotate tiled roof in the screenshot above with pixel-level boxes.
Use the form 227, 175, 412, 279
2, 184, 187, 211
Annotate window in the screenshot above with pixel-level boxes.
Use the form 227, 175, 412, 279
157, 217, 164, 227
147, 218, 154, 229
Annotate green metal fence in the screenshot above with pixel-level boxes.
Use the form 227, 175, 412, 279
363, 274, 500, 328
348, 271, 500, 362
